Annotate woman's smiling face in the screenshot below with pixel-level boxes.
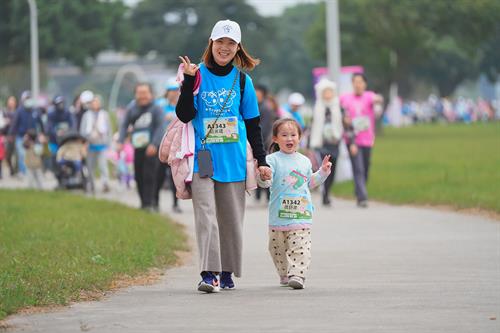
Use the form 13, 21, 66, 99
212, 37, 239, 66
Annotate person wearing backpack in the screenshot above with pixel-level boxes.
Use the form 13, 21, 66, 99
176, 19, 271, 293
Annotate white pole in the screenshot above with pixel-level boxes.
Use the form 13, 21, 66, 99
326, 0, 341, 84
28, 0, 40, 105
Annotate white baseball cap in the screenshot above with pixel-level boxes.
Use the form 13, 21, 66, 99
288, 92, 305, 106
210, 20, 241, 44
80, 90, 94, 104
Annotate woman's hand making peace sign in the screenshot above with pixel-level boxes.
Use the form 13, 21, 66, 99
179, 56, 199, 76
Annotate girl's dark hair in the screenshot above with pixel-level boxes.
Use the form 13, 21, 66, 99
352, 72, 367, 83
202, 40, 260, 71
269, 118, 302, 153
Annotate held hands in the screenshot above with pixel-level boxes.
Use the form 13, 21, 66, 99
179, 56, 199, 76
259, 166, 272, 181
349, 144, 358, 156
321, 155, 333, 173
145, 144, 157, 157
343, 116, 352, 126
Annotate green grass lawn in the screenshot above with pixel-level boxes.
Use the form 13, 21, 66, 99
332, 122, 500, 213
0, 190, 187, 320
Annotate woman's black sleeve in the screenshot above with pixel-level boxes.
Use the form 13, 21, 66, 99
245, 116, 269, 167
175, 74, 196, 123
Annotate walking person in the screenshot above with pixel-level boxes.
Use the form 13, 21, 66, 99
0, 129, 5, 179
75, 90, 93, 130
23, 129, 43, 189
47, 95, 75, 176
1, 96, 18, 176
176, 19, 271, 292
8, 91, 45, 176
258, 118, 331, 289
118, 83, 164, 211
340, 73, 383, 207
156, 80, 182, 213
254, 84, 275, 203
80, 95, 112, 192
283, 92, 306, 129
310, 78, 343, 206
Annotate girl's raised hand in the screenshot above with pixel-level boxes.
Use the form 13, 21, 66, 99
320, 154, 332, 173
179, 56, 198, 76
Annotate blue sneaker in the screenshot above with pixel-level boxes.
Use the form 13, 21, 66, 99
220, 271, 235, 290
197, 271, 220, 293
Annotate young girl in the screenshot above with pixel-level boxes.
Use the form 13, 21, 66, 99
23, 129, 43, 189
258, 119, 331, 289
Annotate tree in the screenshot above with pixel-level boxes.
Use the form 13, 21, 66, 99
255, 3, 323, 97
0, 0, 135, 68
130, 0, 269, 66
304, 0, 500, 97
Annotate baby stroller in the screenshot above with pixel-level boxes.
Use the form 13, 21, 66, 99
56, 132, 92, 192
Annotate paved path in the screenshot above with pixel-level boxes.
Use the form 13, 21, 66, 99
1, 177, 499, 332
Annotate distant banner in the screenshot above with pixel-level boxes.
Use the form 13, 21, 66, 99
312, 66, 364, 96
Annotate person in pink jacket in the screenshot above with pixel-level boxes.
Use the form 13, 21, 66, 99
340, 73, 383, 208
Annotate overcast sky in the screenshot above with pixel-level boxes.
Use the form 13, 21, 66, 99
123, 0, 321, 16
247, 0, 321, 16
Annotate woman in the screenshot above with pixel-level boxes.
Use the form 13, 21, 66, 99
310, 78, 343, 206
80, 95, 112, 192
340, 73, 383, 208
176, 19, 271, 293
1, 96, 18, 176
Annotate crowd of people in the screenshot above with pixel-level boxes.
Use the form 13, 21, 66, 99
385, 94, 499, 126
0, 80, 184, 213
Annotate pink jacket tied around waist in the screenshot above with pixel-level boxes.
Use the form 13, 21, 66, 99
158, 64, 258, 199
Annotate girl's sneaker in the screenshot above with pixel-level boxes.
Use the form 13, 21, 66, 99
288, 276, 304, 289
197, 271, 220, 293
220, 271, 235, 290
280, 276, 289, 286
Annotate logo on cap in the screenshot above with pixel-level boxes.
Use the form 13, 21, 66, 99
223, 25, 232, 33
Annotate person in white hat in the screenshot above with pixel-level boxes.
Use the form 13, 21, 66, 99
283, 92, 306, 129
176, 19, 272, 293
74, 90, 94, 131
155, 78, 182, 213
310, 79, 343, 206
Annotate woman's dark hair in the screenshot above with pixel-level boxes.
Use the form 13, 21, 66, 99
268, 118, 302, 153
352, 72, 367, 83
202, 40, 260, 71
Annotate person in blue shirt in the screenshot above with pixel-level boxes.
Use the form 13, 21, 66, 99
282, 92, 306, 129
156, 80, 182, 213
8, 91, 45, 175
176, 19, 272, 293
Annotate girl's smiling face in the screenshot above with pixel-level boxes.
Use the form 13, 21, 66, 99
273, 122, 301, 154
212, 37, 239, 66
